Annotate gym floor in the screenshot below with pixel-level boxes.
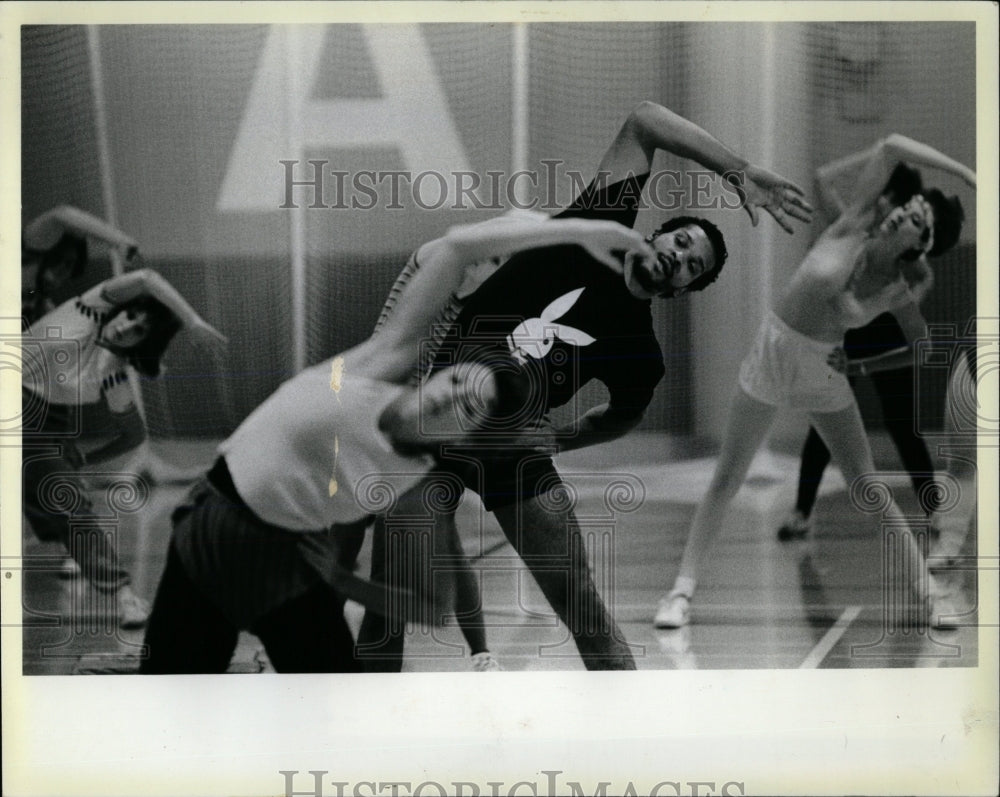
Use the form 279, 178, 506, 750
17, 433, 979, 675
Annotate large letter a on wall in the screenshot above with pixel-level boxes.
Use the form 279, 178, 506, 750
218, 25, 472, 211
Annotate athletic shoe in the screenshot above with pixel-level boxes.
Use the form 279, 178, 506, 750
928, 588, 960, 630
117, 585, 151, 629
470, 651, 502, 672
777, 510, 810, 541
655, 626, 698, 669
654, 591, 691, 629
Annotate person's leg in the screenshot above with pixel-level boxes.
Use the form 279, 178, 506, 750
453, 555, 489, 656
492, 483, 636, 671
929, 352, 978, 567
870, 367, 939, 515
22, 444, 132, 593
444, 513, 501, 670
140, 541, 239, 673
781, 372, 860, 537
354, 479, 461, 672
335, 517, 369, 571
809, 403, 950, 625
794, 427, 833, 518
253, 585, 362, 673
355, 515, 409, 672
675, 389, 778, 590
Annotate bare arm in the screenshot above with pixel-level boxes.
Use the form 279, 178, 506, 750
24, 205, 138, 256
598, 101, 751, 181
815, 149, 874, 215
840, 135, 976, 220
501, 403, 644, 460
99, 269, 226, 343
596, 101, 813, 233
554, 404, 644, 453
361, 214, 654, 382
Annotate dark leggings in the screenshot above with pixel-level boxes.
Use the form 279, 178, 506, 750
140, 543, 360, 674
795, 365, 938, 517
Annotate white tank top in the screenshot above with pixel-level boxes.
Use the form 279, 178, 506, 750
219, 362, 434, 530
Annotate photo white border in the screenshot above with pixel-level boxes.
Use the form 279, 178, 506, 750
1, 3, 997, 796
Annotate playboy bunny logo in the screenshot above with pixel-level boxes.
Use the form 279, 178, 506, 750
506, 287, 596, 363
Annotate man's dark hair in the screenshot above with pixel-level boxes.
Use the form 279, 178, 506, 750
107, 296, 182, 377
650, 216, 728, 296
41, 233, 88, 280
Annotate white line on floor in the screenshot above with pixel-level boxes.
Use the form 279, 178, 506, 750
798, 606, 862, 669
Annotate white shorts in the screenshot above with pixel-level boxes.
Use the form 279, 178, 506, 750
738, 312, 854, 413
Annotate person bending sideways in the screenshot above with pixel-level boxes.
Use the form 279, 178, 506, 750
139, 211, 655, 673
655, 134, 973, 630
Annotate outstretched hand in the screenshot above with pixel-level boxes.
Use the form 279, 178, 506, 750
730, 165, 814, 234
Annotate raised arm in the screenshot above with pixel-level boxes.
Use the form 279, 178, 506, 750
360, 214, 654, 382
596, 101, 813, 233
598, 101, 751, 180
840, 135, 976, 220
24, 205, 138, 257
815, 148, 875, 215
99, 269, 226, 344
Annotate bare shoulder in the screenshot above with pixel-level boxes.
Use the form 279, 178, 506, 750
794, 225, 865, 295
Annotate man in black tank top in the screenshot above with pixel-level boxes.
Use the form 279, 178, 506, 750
359, 101, 813, 670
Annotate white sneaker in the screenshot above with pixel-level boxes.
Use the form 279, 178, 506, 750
470, 651, 502, 672
117, 585, 151, 629
655, 626, 698, 669
928, 589, 960, 630
654, 591, 691, 629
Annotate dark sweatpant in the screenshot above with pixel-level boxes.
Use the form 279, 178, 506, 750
140, 476, 360, 674
141, 543, 359, 674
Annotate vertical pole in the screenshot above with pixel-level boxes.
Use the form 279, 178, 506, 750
758, 23, 777, 313
286, 25, 307, 373
87, 26, 147, 422
511, 23, 529, 206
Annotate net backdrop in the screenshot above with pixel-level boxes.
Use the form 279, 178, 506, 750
20, 22, 976, 448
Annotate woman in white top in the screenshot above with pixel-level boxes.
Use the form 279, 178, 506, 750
22, 269, 224, 627
655, 135, 975, 630
139, 211, 655, 673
